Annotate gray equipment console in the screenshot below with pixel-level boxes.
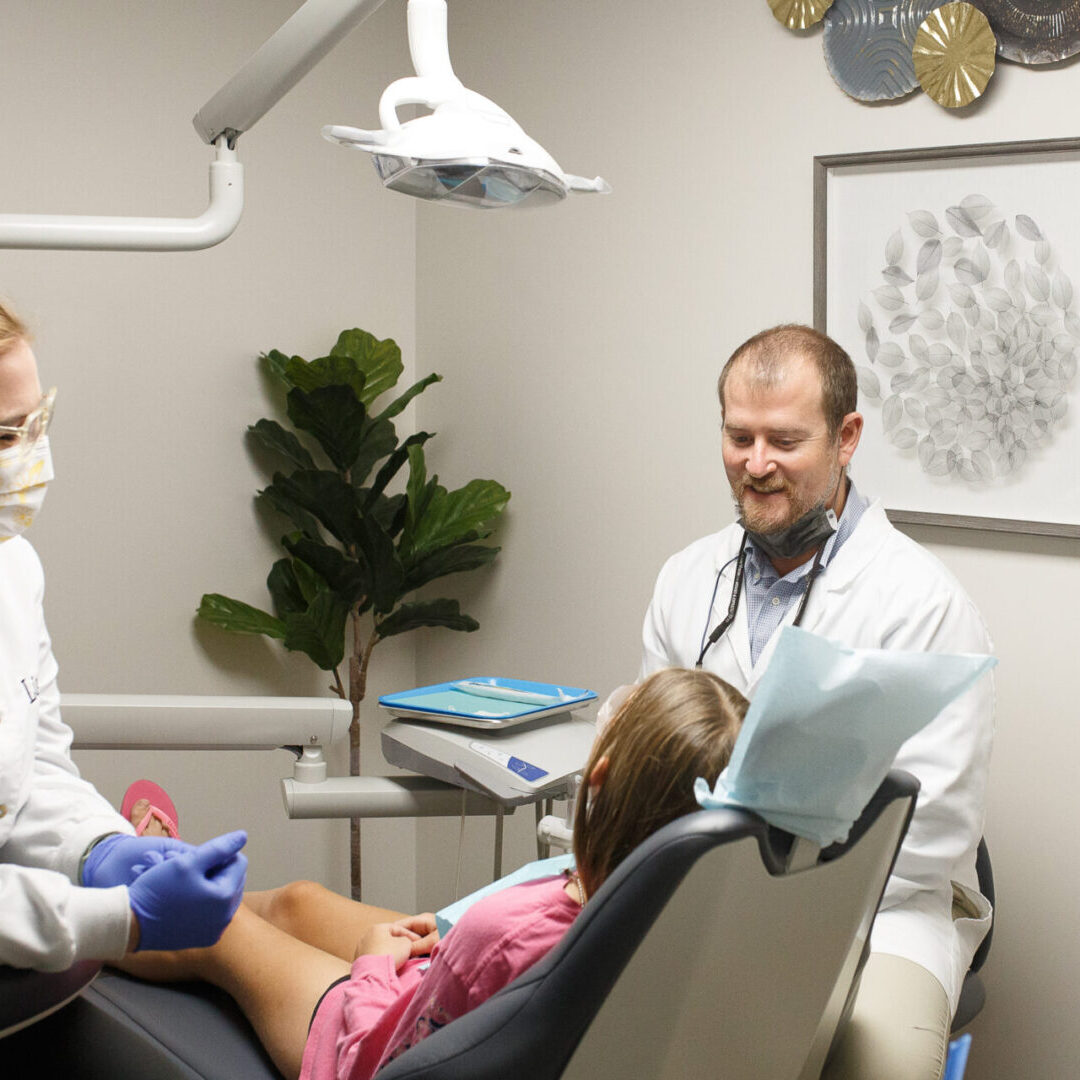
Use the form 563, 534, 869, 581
381, 711, 596, 807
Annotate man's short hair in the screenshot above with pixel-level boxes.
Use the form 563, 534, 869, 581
717, 324, 857, 438
0, 301, 28, 359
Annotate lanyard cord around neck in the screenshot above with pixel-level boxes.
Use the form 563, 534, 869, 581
695, 532, 826, 669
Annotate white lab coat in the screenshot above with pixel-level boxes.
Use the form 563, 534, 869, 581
0, 536, 134, 971
638, 499, 994, 1014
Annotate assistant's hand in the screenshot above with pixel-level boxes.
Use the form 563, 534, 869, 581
127, 830, 248, 952
82, 833, 194, 888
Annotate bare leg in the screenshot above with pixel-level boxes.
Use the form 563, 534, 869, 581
245, 880, 408, 962
119, 904, 350, 1080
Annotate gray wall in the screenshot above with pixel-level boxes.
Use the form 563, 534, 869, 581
412, 2, 1080, 1076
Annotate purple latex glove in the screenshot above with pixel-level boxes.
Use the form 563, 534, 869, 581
82, 833, 194, 888
128, 830, 248, 951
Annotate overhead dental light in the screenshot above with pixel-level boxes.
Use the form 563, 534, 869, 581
323, 0, 609, 208
0, 0, 607, 252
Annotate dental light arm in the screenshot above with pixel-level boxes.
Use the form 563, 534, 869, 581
0, 140, 244, 252
0, 0, 389, 252
192, 0, 390, 146
0, 0, 606, 251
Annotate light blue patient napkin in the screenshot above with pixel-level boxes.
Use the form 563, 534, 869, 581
435, 853, 575, 938
694, 626, 995, 846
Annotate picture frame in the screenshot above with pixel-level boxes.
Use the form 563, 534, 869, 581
814, 137, 1080, 538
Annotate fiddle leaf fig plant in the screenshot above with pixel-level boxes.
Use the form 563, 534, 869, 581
198, 329, 509, 899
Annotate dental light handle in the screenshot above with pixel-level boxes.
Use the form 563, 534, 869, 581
377, 0, 471, 132
378, 76, 459, 131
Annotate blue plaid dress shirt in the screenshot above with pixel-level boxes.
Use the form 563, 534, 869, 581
744, 479, 869, 665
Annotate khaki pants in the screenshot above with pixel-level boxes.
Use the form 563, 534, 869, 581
822, 954, 951, 1080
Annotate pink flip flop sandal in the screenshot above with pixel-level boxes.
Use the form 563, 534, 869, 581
121, 779, 180, 839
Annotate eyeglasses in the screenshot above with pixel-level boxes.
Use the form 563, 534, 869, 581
0, 387, 57, 460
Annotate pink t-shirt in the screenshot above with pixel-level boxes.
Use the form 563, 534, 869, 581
300, 875, 580, 1080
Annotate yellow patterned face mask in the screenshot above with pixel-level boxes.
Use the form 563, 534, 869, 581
0, 437, 54, 542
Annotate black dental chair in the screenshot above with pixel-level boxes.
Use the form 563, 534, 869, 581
950, 837, 995, 1033
3, 770, 919, 1080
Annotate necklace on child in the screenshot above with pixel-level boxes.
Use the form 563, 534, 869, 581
569, 871, 586, 907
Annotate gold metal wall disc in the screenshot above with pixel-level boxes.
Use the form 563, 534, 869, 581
768, 0, 835, 29
914, 3, 997, 109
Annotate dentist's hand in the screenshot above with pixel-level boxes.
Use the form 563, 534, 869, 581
127, 830, 248, 952
82, 833, 194, 888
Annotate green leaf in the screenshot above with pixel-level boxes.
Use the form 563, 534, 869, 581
248, 419, 317, 471
354, 517, 405, 614
384, 492, 408, 538
357, 491, 408, 539
197, 594, 286, 639
330, 330, 403, 406
408, 479, 510, 558
350, 416, 400, 488
258, 484, 324, 541
282, 591, 349, 670
286, 385, 370, 472
266, 559, 307, 617
261, 349, 300, 385
293, 557, 325, 605
285, 354, 367, 401
375, 373, 441, 422
403, 543, 501, 593
404, 444, 433, 540
263, 470, 359, 544
376, 599, 479, 640
365, 431, 433, 504
284, 536, 372, 609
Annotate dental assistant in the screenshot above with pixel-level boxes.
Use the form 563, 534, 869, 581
637, 325, 993, 1080
0, 302, 248, 972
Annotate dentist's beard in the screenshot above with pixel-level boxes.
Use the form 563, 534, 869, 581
732, 466, 841, 561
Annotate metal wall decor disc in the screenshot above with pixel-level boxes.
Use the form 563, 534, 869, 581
914, 3, 996, 107
768, 0, 836, 29
824, 0, 953, 102
968, 1, 1080, 64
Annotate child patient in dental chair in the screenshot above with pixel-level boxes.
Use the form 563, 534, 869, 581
121, 667, 746, 1080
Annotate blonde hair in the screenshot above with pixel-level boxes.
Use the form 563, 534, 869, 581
573, 668, 747, 898
0, 301, 29, 358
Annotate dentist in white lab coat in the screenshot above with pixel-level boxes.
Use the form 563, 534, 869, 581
636, 324, 993, 1080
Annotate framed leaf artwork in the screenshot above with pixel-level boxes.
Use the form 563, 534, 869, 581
815, 137, 1080, 537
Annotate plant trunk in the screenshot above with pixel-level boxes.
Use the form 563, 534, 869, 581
348, 615, 380, 902
349, 710, 362, 902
